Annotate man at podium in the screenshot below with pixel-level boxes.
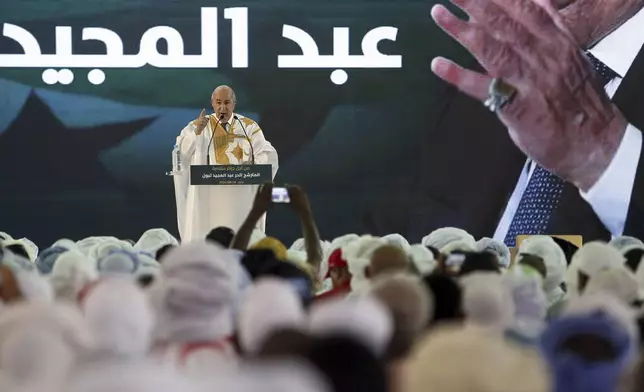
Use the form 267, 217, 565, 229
173, 85, 279, 241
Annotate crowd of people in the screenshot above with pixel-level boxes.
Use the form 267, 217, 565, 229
2, 184, 644, 392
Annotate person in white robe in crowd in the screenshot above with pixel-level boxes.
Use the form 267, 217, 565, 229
174, 85, 279, 241
135, 228, 179, 256
421, 227, 477, 254
407, 245, 437, 276
0, 302, 93, 392
476, 237, 511, 268
502, 264, 549, 339
79, 278, 154, 362
237, 278, 305, 355
47, 251, 97, 303
342, 236, 388, 294
516, 236, 567, 307
584, 267, 640, 307
307, 295, 393, 357
147, 241, 238, 379
564, 241, 627, 298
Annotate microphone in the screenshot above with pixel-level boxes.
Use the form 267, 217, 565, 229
206, 113, 225, 165
234, 115, 255, 165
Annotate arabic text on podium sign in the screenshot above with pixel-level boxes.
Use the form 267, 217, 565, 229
190, 164, 272, 185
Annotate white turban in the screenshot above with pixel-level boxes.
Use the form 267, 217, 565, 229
81, 278, 154, 358
517, 236, 567, 304
135, 229, 179, 255
97, 250, 140, 276
76, 237, 120, 256
150, 241, 236, 342
49, 251, 98, 301
290, 238, 306, 252
502, 265, 548, 336
460, 272, 515, 330
91, 240, 134, 262
422, 227, 476, 254
52, 238, 78, 251
408, 244, 437, 276
565, 241, 626, 297
308, 295, 393, 356
382, 234, 411, 252
342, 236, 388, 293
477, 237, 511, 268
238, 278, 305, 354
0, 302, 92, 390
610, 236, 644, 253
583, 267, 639, 306
1, 238, 38, 262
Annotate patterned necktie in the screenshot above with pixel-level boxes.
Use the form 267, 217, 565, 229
503, 52, 618, 247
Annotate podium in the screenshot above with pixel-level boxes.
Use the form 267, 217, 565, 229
189, 164, 273, 185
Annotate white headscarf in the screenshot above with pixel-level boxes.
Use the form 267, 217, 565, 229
81, 277, 155, 358
382, 234, 411, 253
421, 227, 476, 253
477, 237, 511, 268
48, 251, 97, 302
502, 265, 548, 336
341, 236, 387, 293
149, 241, 236, 343
0, 302, 93, 390
565, 241, 626, 297
237, 278, 305, 354
408, 244, 437, 276
135, 229, 179, 255
609, 236, 644, 253
307, 295, 393, 356
583, 267, 639, 306
1, 239, 38, 262
517, 236, 567, 304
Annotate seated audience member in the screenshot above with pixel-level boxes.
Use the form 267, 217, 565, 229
206, 226, 236, 248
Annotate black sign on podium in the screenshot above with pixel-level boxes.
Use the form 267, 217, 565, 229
190, 164, 272, 185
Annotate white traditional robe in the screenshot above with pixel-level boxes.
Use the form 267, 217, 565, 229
173, 113, 278, 242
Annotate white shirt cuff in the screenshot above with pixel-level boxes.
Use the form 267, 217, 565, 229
580, 124, 642, 236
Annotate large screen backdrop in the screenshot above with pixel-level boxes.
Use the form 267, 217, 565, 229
0, 0, 472, 246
